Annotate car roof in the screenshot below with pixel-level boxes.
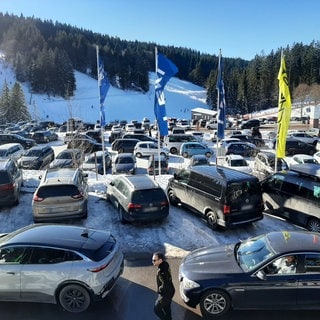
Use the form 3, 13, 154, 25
0, 143, 23, 149
117, 174, 159, 190
0, 224, 111, 252
266, 230, 320, 254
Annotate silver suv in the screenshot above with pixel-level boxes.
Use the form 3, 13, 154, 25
32, 168, 88, 222
0, 224, 124, 313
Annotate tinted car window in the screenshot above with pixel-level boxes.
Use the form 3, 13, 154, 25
227, 181, 259, 203
132, 188, 166, 203
0, 171, 11, 184
85, 235, 116, 262
0, 247, 26, 264
37, 185, 80, 198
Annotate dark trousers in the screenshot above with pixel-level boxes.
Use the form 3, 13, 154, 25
154, 295, 172, 320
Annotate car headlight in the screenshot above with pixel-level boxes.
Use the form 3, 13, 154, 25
182, 277, 200, 289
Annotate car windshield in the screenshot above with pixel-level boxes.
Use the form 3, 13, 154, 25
117, 157, 133, 164
57, 152, 73, 159
0, 150, 8, 156
226, 181, 259, 203
231, 159, 247, 167
236, 234, 276, 271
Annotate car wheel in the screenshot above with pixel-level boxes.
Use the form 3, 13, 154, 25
182, 152, 188, 158
170, 147, 177, 154
307, 218, 320, 232
206, 210, 218, 230
200, 289, 231, 318
119, 206, 126, 223
168, 189, 179, 206
205, 152, 211, 158
136, 152, 142, 158
58, 284, 91, 313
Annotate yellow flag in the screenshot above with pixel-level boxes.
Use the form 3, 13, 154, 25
276, 54, 292, 158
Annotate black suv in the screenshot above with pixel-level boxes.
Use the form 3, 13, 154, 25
18, 145, 55, 169
106, 174, 169, 223
0, 158, 23, 206
0, 133, 36, 149
111, 138, 140, 153
240, 119, 260, 129
30, 130, 58, 143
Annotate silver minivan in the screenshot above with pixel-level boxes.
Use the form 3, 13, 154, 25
32, 168, 88, 222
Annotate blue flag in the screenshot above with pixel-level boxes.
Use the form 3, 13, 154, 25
216, 53, 226, 139
154, 53, 178, 136
98, 56, 110, 126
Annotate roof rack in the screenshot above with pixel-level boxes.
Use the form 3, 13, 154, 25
290, 163, 320, 180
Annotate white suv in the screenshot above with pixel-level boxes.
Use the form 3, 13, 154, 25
134, 141, 169, 158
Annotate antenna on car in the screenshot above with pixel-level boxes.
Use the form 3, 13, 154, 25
81, 228, 89, 238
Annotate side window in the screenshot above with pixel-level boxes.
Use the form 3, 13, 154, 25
0, 247, 26, 264
305, 254, 320, 273
175, 169, 190, 183
28, 247, 67, 264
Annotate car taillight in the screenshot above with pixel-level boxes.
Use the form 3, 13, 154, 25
128, 203, 142, 209
88, 262, 110, 273
160, 201, 169, 207
72, 192, 84, 199
223, 205, 231, 214
33, 194, 45, 202
0, 183, 15, 191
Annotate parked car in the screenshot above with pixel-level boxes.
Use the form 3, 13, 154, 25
18, 145, 55, 170
111, 138, 140, 153
287, 131, 318, 145
30, 130, 58, 143
180, 142, 213, 158
271, 137, 316, 156
171, 127, 186, 135
85, 130, 102, 143
261, 163, 320, 232
67, 136, 102, 154
225, 141, 259, 157
206, 119, 218, 130
223, 154, 253, 174
179, 230, 320, 318
121, 133, 157, 143
0, 224, 124, 313
166, 165, 264, 229
240, 119, 260, 129
49, 148, 85, 169
0, 158, 23, 206
112, 153, 136, 175
106, 174, 169, 223
229, 134, 265, 147
306, 128, 320, 137
134, 141, 169, 158
314, 151, 320, 163
188, 154, 210, 167
0, 133, 36, 149
253, 151, 289, 175
163, 134, 199, 154
289, 154, 320, 167
0, 143, 24, 161
32, 168, 88, 222
82, 150, 112, 175
147, 155, 169, 175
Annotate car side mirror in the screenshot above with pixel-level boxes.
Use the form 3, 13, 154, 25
109, 181, 114, 186
256, 270, 266, 281
38, 175, 42, 180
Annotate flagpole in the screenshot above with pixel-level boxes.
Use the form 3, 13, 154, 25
96, 45, 106, 177
216, 50, 221, 165
155, 46, 161, 177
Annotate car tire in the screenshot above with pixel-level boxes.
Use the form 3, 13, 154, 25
119, 206, 126, 223
167, 189, 179, 206
205, 152, 211, 158
58, 284, 91, 313
200, 289, 231, 318
306, 218, 320, 233
136, 152, 142, 158
206, 210, 218, 230
170, 147, 177, 154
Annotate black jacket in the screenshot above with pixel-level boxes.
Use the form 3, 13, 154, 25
156, 260, 175, 299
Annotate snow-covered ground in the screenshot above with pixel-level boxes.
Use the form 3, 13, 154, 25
0, 58, 301, 258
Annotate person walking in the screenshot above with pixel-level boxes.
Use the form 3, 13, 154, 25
152, 252, 175, 320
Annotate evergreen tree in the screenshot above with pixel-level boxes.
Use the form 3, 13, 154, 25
0, 80, 11, 124
10, 82, 31, 122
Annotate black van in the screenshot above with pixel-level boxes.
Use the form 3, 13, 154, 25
166, 165, 264, 229
261, 163, 320, 232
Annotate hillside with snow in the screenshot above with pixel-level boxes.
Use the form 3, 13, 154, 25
0, 55, 210, 124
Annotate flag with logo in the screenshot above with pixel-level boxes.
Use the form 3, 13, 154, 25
276, 54, 292, 158
154, 52, 178, 136
216, 51, 226, 139
97, 52, 110, 126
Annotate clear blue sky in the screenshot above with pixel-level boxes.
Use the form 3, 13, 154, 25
1, 0, 319, 60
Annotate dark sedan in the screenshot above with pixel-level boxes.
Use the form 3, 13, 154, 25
271, 137, 316, 155
179, 231, 320, 318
